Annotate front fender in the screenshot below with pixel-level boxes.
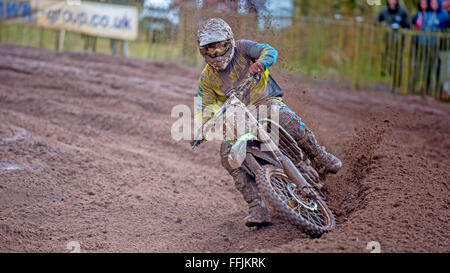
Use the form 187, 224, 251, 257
246, 146, 282, 169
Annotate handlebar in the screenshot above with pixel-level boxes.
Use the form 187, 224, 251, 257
191, 73, 259, 150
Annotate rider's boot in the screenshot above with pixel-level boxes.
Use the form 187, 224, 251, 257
230, 169, 272, 227
297, 128, 342, 174
244, 197, 271, 227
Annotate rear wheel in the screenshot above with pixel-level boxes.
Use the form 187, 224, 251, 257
255, 165, 335, 236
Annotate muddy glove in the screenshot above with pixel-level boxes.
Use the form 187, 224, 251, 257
249, 61, 264, 75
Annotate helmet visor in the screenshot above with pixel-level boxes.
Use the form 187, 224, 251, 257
199, 40, 232, 58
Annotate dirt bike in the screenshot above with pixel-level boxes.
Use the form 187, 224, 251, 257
191, 74, 335, 236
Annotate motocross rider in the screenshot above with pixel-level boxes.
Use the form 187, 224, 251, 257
192, 18, 342, 227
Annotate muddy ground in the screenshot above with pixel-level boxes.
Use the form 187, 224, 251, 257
0, 44, 448, 253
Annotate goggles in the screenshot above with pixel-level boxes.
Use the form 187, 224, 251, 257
199, 40, 232, 58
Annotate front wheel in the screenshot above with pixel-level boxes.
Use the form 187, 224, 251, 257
255, 165, 335, 236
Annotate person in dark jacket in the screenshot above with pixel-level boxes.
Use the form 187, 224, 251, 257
423, 0, 450, 95
377, 0, 410, 30
377, 0, 410, 92
411, 0, 429, 94
413, 0, 428, 31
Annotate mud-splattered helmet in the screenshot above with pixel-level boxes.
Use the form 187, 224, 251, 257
198, 18, 235, 71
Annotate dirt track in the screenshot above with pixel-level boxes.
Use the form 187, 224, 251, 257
0, 44, 449, 253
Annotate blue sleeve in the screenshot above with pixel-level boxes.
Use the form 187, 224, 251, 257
444, 12, 450, 29
236, 40, 278, 71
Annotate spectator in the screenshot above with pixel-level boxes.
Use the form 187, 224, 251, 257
411, 0, 428, 94
423, 0, 450, 94
377, 0, 410, 30
444, 0, 450, 12
412, 0, 428, 31
424, 0, 449, 31
377, 0, 410, 92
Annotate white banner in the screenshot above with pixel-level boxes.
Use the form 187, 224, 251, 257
30, 0, 138, 40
